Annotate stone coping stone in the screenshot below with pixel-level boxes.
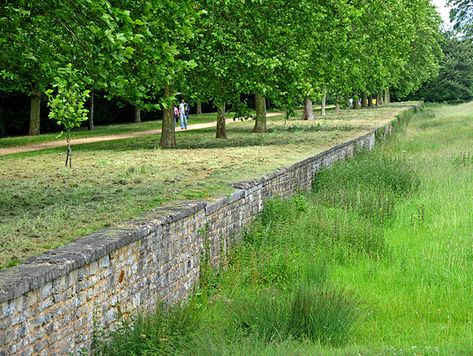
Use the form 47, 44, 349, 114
0, 105, 418, 304
0, 201, 205, 302
232, 131, 372, 190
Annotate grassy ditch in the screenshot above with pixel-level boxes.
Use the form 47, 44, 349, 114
0, 104, 414, 269
97, 101, 473, 354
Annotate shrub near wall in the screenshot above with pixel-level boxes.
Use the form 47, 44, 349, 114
0, 105, 418, 355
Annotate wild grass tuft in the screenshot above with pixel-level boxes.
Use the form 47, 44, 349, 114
95, 303, 201, 355
314, 153, 419, 197
452, 152, 473, 167
288, 283, 361, 346
231, 281, 360, 347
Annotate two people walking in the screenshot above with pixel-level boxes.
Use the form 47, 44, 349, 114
175, 99, 190, 129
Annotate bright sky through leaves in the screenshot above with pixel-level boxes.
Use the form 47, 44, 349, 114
432, 0, 452, 28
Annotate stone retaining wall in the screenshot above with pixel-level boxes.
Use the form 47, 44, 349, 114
0, 109, 410, 355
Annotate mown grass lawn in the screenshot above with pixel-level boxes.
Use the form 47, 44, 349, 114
0, 103, 415, 269
98, 101, 473, 355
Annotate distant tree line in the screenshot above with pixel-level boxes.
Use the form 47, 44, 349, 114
0, 0, 446, 145
409, 32, 473, 103
409, 1, 473, 103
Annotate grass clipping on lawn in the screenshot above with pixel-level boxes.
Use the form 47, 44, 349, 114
0, 103, 415, 269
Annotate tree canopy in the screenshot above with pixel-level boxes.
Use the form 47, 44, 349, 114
410, 31, 473, 102
1, 0, 444, 141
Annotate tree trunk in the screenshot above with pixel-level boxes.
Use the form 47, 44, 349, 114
362, 92, 368, 108
378, 93, 384, 106
159, 86, 177, 148
216, 103, 226, 139
88, 89, 95, 130
354, 95, 361, 109
0, 96, 4, 137
321, 91, 327, 117
302, 97, 314, 120
335, 96, 340, 113
384, 88, 390, 104
65, 131, 72, 168
196, 100, 202, 115
368, 95, 374, 108
387, 88, 391, 103
252, 93, 267, 133
134, 107, 141, 123
29, 84, 41, 136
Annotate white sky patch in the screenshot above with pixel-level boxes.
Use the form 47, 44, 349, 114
432, 0, 453, 29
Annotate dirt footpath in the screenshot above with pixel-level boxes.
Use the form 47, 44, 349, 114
0, 113, 282, 156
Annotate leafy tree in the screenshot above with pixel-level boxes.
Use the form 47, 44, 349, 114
302, 0, 359, 118
189, 0, 318, 134
108, 0, 198, 143
392, 0, 443, 98
449, 0, 473, 38
124, 0, 201, 149
410, 32, 473, 102
46, 65, 90, 167
222, 0, 318, 132
187, 1, 243, 139
344, 0, 442, 103
0, 0, 136, 135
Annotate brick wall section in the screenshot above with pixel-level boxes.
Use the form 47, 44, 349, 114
0, 110, 409, 355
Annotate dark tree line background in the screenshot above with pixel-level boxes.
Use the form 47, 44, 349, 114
408, 32, 473, 103
0, 95, 218, 138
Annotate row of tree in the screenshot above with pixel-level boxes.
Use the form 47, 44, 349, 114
0, 0, 452, 147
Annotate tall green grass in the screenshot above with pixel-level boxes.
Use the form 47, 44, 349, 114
98, 102, 473, 354
99, 144, 415, 354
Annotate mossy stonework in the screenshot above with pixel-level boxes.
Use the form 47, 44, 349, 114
0, 105, 417, 355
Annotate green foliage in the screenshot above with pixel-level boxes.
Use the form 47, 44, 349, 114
46, 65, 90, 133
411, 32, 473, 102
1, 0, 443, 137
448, 0, 473, 38
107, 0, 200, 111
0, 0, 137, 94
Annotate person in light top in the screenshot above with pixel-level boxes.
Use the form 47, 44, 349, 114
179, 99, 187, 129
